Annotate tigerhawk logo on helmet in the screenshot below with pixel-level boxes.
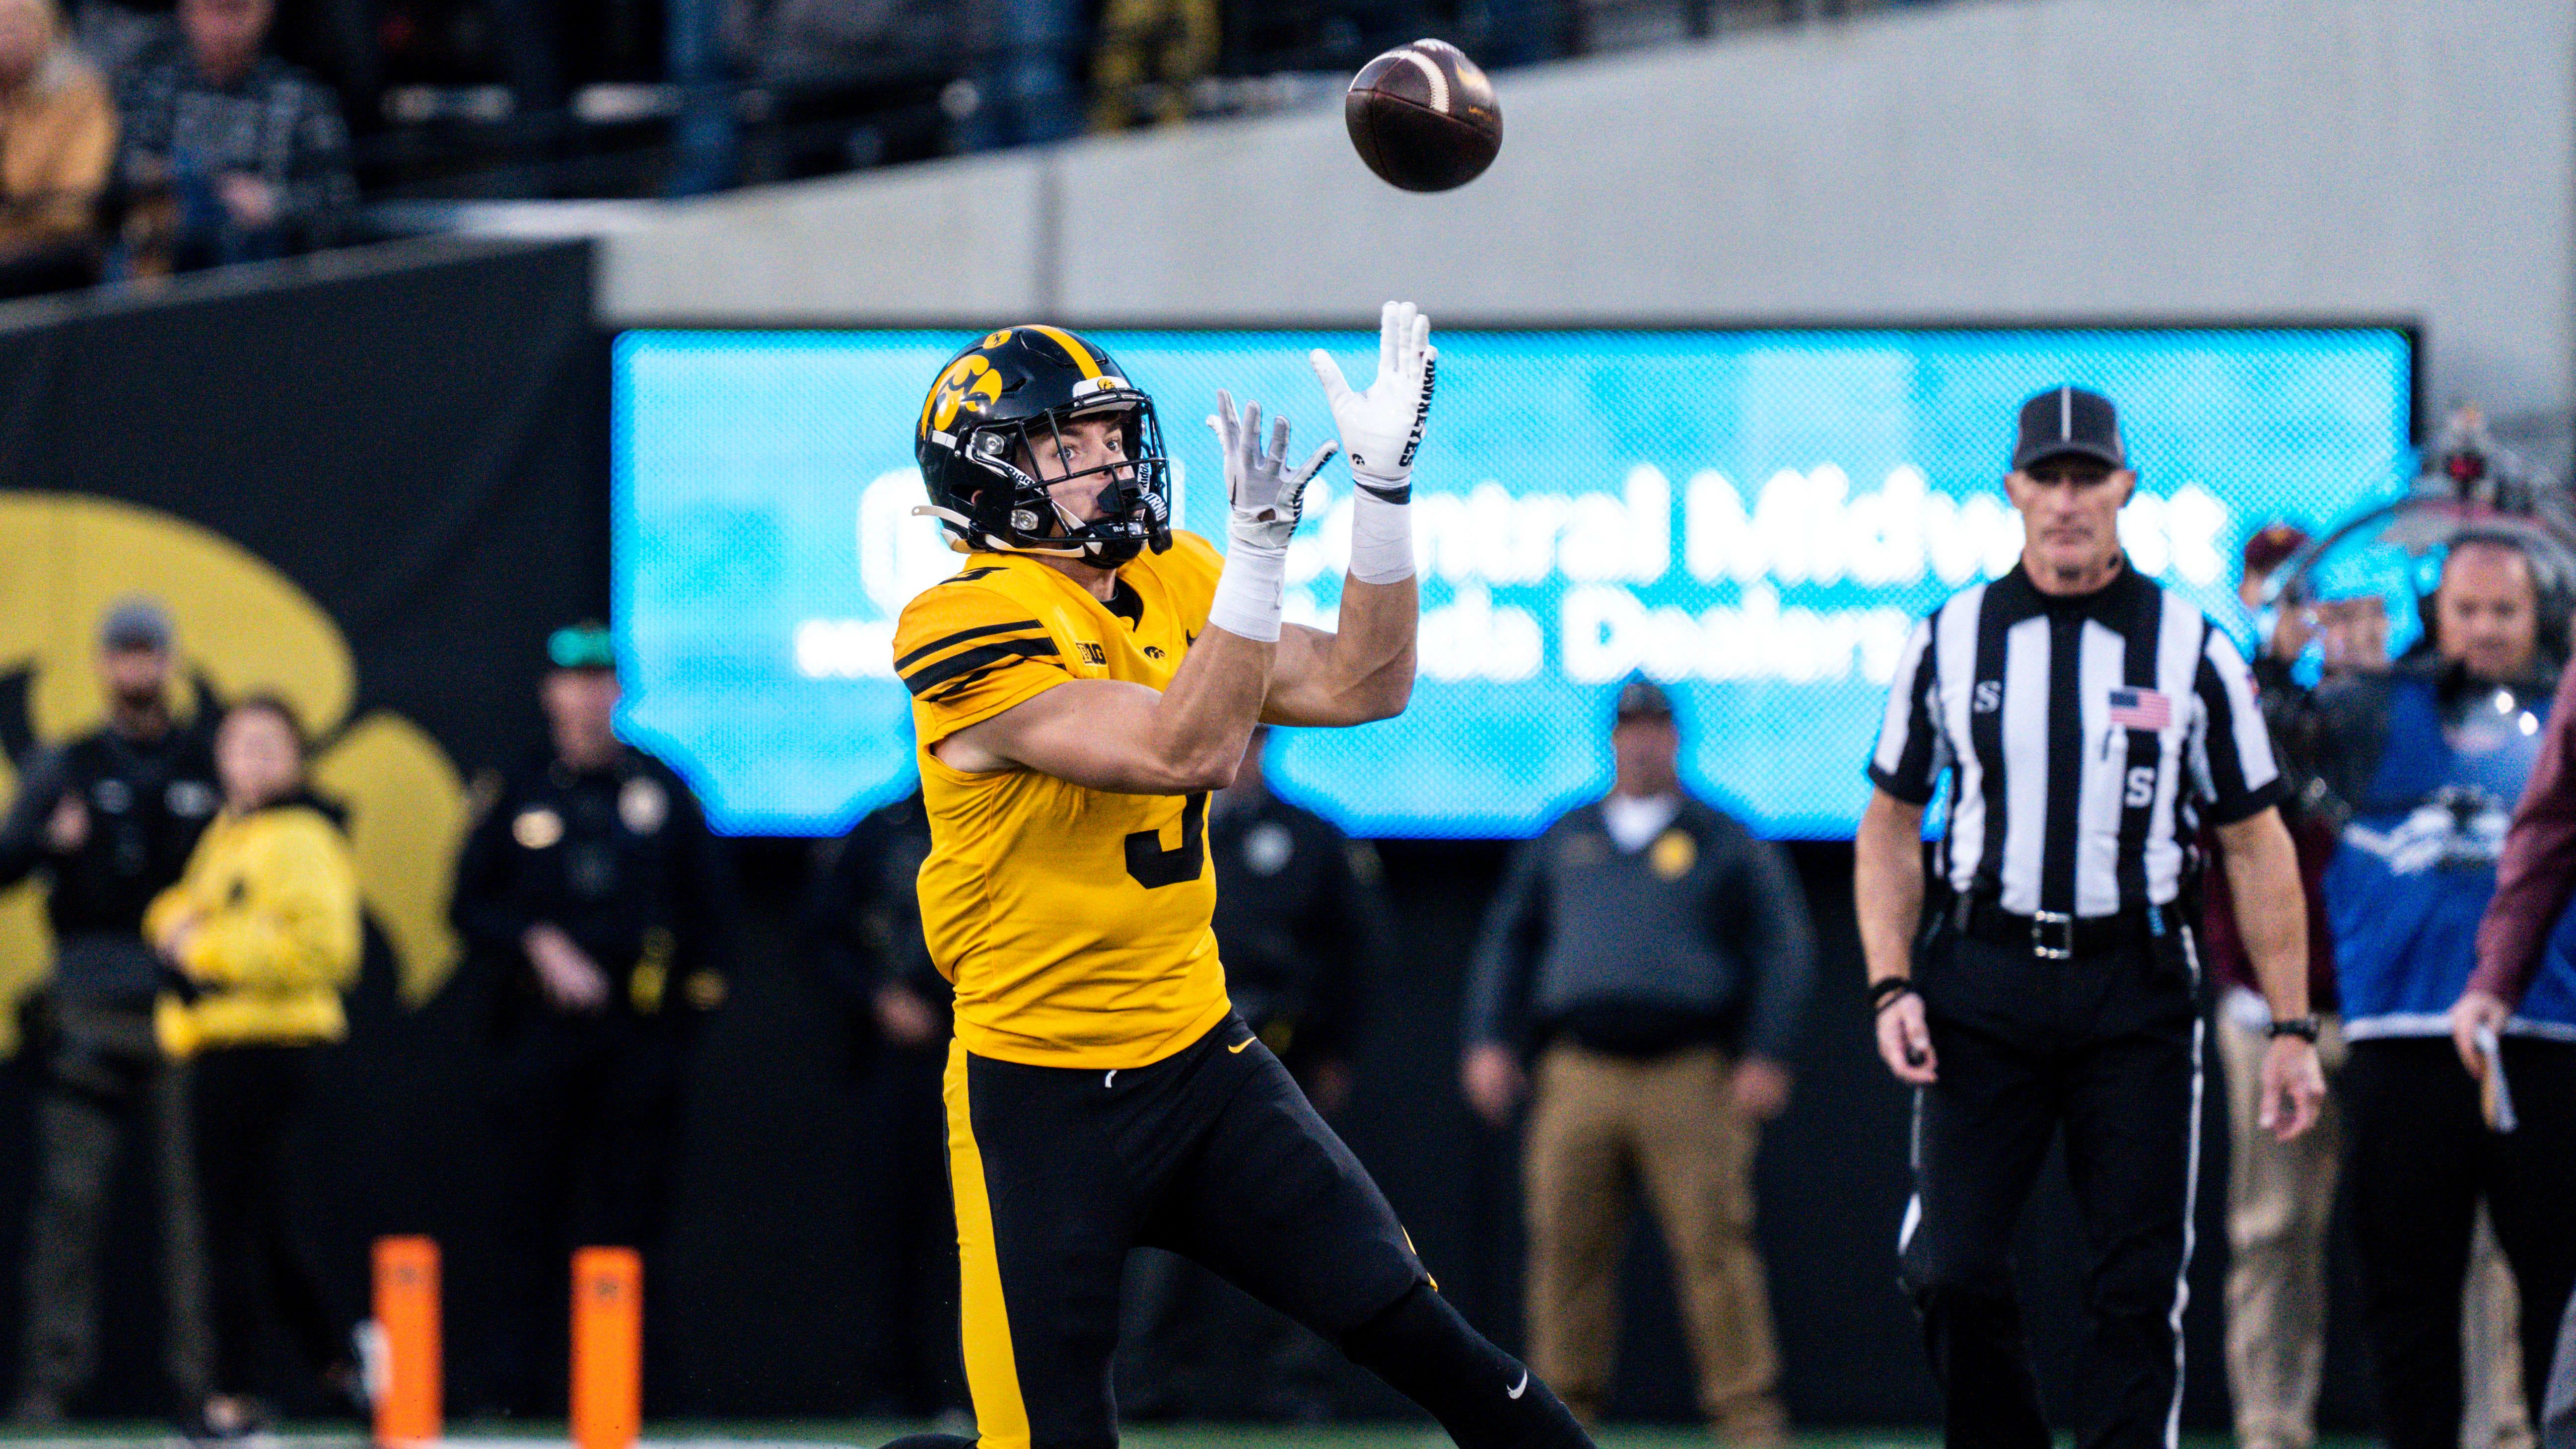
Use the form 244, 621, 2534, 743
912, 324, 1174, 568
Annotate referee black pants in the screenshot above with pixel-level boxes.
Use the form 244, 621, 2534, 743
1899, 925, 2202, 1449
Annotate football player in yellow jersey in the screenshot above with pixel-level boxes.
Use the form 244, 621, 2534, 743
883, 310, 1596, 1449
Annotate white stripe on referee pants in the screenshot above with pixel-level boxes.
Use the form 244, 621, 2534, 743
1897, 1088, 1925, 1257
2164, 934, 2207, 1449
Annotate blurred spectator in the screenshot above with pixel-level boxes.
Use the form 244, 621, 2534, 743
146, 694, 364, 1436
1088, 0, 1211, 131
722, 0, 961, 180
1462, 678, 1814, 1448
665, 0, 732, 193
2205, 523, 2350, 1449
0, 0, 111, 299
448, 623, 733, 1415
728, 0, 946, 87
2318, 594, 2391, 673
114, 0, 353, 275
2317, 535, 2572, 1449
0, 599, 213, 1425
1119, 725, 1389, 1421
802, 783, 966, 1421
953, 0, 1080, 149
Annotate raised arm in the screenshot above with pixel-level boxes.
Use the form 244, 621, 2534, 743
936, 634, 1277, 795
1265, 301, 1435, 728
1265, 600, 1416, 726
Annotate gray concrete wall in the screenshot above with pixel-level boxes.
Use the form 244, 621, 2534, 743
598, 0, 2575, 433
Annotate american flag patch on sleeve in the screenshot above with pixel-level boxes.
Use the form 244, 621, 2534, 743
2108, 688, 2173, 730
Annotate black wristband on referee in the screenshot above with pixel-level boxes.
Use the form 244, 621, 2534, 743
1868, 977, 1916, 1012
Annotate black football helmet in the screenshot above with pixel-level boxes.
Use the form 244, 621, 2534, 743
913, 325, 1173, 566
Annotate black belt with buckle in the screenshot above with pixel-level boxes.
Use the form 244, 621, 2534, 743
1954, 894, 2168, 960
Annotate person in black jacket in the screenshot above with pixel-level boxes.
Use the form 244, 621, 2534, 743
1461, 679, 1814, 1448
803, 784, 966, 1421
1118, 725, 1391, 1421
0, 598, 214, 1425
448, 624, 733, 1416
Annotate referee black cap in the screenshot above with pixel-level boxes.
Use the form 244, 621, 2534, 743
2013, 385, 2126, 472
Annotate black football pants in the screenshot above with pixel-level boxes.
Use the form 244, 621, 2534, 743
1899, 926, 2203, 1449
946, 1016, 1423, 1449
2343, 1036, 2576, 1449
945, 1014, 1590, 1449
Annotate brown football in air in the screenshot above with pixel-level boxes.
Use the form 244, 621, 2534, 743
1345, 38, 1503, 193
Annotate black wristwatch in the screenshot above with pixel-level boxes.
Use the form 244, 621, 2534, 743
2267, 1015, 2321, 1043
1868, 977, 1916, 1012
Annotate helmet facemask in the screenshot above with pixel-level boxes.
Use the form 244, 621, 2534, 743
959, 392, 1174, 566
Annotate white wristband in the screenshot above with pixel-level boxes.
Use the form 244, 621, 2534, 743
1347, 486, 1415, 585
1207, 537, 1288, 643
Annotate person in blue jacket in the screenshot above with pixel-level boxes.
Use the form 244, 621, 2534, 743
2315, 533, 2576, 1449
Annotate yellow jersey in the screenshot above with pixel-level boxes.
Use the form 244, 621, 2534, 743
895, 530, 1233, 1069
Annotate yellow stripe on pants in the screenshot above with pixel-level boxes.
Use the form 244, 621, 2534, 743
945, 1039, 1030, 1449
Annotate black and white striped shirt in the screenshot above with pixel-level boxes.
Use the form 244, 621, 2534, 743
1868, 562, 2286, 918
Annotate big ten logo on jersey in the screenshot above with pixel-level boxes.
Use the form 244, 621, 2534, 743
1972, 680, 2003, 713
1077, 642, 1109, 667
0, 493, 471, 1050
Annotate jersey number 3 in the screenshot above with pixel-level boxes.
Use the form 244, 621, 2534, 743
1125, 792, 1208, 888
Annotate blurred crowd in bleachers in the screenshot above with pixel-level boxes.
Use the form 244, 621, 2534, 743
0, 0, 1911, 304
0, 0, 353, 300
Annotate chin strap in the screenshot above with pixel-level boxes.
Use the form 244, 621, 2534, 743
910, 504, 1089, 558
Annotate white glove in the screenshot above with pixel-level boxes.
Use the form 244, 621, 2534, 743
1310, 300, 1437, 500
1207, 390, 1336, 554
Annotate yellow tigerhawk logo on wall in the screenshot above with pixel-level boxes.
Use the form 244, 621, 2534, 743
0, 493, 470, 1052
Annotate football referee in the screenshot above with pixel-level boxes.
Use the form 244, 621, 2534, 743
1853, 386, 2329, 1449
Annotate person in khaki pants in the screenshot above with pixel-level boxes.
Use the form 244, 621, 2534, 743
1462, 679, 1814, 1448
